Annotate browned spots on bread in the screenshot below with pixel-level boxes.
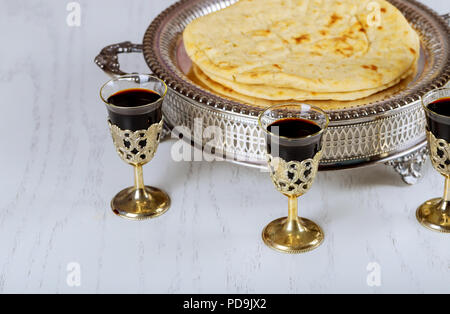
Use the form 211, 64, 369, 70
381, 8, 387, 13
362, 65, 378, 71
272, 64, 282, 70
327, 13, 342, 27
320, 30, 328, 36
250, 29, 271, 37
335, 48, 351, 57
293, 34, 310, 44
330, 34, 356, 57
378, 26, 383, 30
409, 47, 416, 54
310, 51, 322, 56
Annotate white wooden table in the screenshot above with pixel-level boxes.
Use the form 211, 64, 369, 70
0, 0, 449, 293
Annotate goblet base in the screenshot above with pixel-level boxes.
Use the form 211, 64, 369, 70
262, 217, 324, 254
416, 198, 450, 233
111, 186, 170, 220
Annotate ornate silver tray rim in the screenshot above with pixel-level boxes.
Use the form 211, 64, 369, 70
143, 0, 450, 123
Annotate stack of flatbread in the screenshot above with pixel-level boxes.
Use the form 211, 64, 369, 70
183, 0, 420, 108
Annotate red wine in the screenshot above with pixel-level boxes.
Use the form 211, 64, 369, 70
107, 88, 163, 131
267, 118, 323, 161
426, 97, 450, 141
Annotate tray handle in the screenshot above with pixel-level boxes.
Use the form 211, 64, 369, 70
94, 41, 144, 77
94, 41, 172, 139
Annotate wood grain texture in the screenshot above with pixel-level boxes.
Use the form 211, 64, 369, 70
0, 0, 448, 294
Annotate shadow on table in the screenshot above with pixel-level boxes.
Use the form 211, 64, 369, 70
319, 164, 417, 188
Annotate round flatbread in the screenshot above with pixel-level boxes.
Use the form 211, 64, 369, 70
184, 0, 420, 94
192, 63, 418, 109
200, 64, 415, 101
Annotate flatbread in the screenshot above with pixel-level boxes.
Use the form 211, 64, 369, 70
200, 64, 415, 101
192, 65, 279, 106
192, 63, 418, 109
184, 0, 420, 94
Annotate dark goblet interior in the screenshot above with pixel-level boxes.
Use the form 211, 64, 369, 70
425, 97, 450, 142
266, 118, 323, 162
107, 88, 163, 131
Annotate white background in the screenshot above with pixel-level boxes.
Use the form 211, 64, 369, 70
0, 0, 449, 293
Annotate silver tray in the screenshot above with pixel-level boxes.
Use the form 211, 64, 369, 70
95, 0, 450, 184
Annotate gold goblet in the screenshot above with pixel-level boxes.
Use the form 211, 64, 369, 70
259, 104, 329, 253
417, 88, 450, 233
100, 74, 170, 220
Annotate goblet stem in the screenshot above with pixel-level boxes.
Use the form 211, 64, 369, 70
134, 165, 145, 190
287, 196, 307, 232
439, 176, 450, 212
132, 164, 150, 204
443, 176, 450, 203
287, 196, 298, 222
110, 162, 170, 220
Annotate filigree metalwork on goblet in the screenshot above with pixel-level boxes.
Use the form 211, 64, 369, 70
109, 120, 163, 166
428, 131, 450, 176
416, 88, 450, 233
267, 151, 322, 197
100, 74, 170, 220
264, 150, 324, 254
